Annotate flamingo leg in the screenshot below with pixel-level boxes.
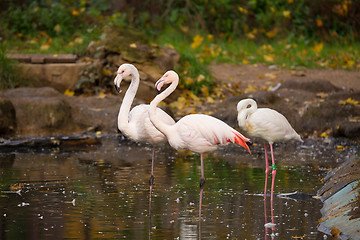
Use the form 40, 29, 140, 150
264, 144, 269, 200
149, 147, 155, 186
199, 184, 204, 239
200, 153, 205, 188
270, 143, 276, 231
148, 179, 153, 240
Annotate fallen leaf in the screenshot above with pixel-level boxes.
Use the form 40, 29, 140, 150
263, 54, 275, 62
331, 227, 342, 237
245, 84, 257, 93
64, 89, 75, 96
316, 92, 328, 98
339, 98, 359, 105
313, 42, 323, 54
129, 43, 137, 48
283, 10, 291, 18
191, 35, 204, 49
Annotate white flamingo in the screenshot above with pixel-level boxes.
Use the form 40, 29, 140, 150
149, 70, 251, 187
237, 98, 303, 228
114, 63, 175, 187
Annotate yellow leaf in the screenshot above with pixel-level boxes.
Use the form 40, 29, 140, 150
64, 89, 75, 96
320, 132, 328, 138
339, 98, 359, 105
242, 59, 249, 64
317, 18, 323, 27
313, 42, 323, 54
347, 60, 355, 67
207, 34, 214, 41
40, 44, 50, 51
201, 85, 209, 97
206, 96, 215, 103
245, 84, 257, 93
196, 74, 205, 82
288, 0, 293, 3
266, 28, 277, 38
263, 54, 275, 62
264, 73, 277, 79
54, 24, 61, 33
246, 32, 255, 39
97, 92, 106, 99
191, 35, 204, 49
72, 9, 80, 16
129, 43, 137, 48
316, 92, 328, 98
238, 6, 248, 14
283, 10, 291, 18
95, 131, 102, 135
74, 37, 83, 44
331, 227, 342, 236
180, 25, 189, 32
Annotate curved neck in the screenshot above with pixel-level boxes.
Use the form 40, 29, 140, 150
238, 99, 257, 127
149, 77, 178, 136
118, 71, 140, 132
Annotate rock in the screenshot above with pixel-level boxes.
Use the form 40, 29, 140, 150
280, 78, 340, 93
1, 87, 75, 135
0, 97, 16, 135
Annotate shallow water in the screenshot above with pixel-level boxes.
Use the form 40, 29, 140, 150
0, 135, 358, 239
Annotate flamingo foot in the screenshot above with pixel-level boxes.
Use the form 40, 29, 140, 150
149, 175, 155, 186
200, 178, 205, 188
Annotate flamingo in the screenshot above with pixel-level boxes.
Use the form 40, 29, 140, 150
113, 63, 175, 188
149, 70, 251, 187
237, 98, 303, 230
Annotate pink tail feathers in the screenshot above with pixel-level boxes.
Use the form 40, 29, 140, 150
233, 131, 251, 154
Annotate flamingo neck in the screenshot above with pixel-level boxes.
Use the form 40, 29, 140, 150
149, 78, 178, 137
118, 71, 140, 134
238, 99, 257, 127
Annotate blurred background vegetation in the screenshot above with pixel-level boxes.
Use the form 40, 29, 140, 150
0, 0, 359, 92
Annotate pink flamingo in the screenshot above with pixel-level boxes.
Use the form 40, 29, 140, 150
149, 70, 251, 187
114, 63, 175, 188
237, 98, 303, 230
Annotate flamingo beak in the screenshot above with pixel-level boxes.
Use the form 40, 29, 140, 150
155, 78, 165, 95
114, 74, 122, 94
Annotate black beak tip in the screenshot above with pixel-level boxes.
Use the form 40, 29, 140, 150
156, 88, 161, 95
115, 85, 121, 93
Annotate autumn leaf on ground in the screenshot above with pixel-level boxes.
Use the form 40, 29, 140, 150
245, 84, 257, 93
264, 73, 277, 79
64, 89, 75, 96
283, 10, 291, 18
266, 28, 277, 39
312, 42, 323, 53
320, 132, 329, 138
264, 54, 275, 62
238, 6, 248, 14
339, 98, 359, 105
191, 35, 204, 49
129, 43, 137, 48
97, 92, 106, 99
316, 92, 328, 98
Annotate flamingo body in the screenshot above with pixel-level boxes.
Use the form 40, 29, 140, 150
149, 70, 251, 186
114, 63, 175, 186
166, 113, 251, 154
237, 99, 302, 144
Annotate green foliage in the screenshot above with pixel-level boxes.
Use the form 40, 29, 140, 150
0, 45, 26, 90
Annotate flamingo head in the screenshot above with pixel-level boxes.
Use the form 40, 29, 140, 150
155, 70, 179, 94
114, 63, 136, 93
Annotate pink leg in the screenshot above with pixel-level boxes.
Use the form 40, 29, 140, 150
264, 144, 269, 200
149, 147, 155, 186
200, 153, 205, 188
270, 143, 276, 231
199, 186, 204, 238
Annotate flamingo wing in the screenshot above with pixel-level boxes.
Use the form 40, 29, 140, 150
250, 108, 297, 143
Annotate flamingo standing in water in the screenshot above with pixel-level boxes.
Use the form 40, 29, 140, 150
114, 64, 175, 188
237, 98, 303, 231
149, 70, 251, 188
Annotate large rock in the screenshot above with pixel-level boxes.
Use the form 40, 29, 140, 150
1, 87, 76, 135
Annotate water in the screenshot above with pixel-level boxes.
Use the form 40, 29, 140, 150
0, 135, 358, 239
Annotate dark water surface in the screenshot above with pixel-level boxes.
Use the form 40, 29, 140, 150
0, 135, 358, 239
